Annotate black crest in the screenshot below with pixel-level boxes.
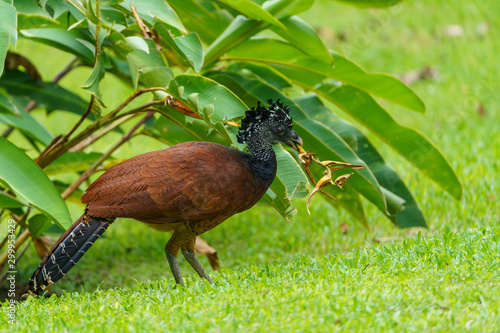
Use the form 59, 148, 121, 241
237, 99, 292, 144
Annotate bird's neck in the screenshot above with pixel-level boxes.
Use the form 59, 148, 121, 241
247, 135, 277, 181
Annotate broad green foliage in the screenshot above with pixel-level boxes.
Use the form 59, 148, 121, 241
0, 137, 72, 228
0, 0, 461, 238
0, 0, 17, 74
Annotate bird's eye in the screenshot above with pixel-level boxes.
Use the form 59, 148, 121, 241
276, 126, 285, 135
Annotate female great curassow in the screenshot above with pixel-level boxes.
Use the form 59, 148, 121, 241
25, 99, 303, 296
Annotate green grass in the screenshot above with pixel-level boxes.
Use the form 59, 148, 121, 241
2, 0, 500, 331
9, 228, 500, 332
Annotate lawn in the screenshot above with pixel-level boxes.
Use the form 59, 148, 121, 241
3, 0, 500, 331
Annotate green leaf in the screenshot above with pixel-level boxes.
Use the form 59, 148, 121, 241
0, 89, 21, 115
80, 60, 105, 104
17, 13, 61, 30
0, 69, 89, 118
126, 37, 174, 89
328, 52, 425, 113
217, 0, 286, 29
0, 1, 16, 46
275, 145, 309, 199
168, 0, 230, 44
0, 137, 72, 229
204, 71, 261, 108
100, 7, 128, 31
227, 62, 292, 91
264, 145, 308, 221
147, 115, 199, 145
20, 28, 94, 64
28, 214, 53, 238
0, 108, 54, 145
14, 0, 68, 18
204, 0, 314, 66
118, 0, 185, 33
171, 75, 247, 124
315, 84, 462, 200
224, 38, 424, 112
270, 16, 332, 65
153, 107, 228, 146
0, 0, 16, 76
0, 32, 9, 76
173, 33, 204, 73
0, 191, 26, 208
44, 152, 104, 176
155, 22, 204, 73
204, 16, 259, 67
262, 0, 315, 18
331, 0, 403, 9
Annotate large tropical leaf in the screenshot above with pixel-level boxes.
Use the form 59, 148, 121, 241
204, 0, 314, 66
0, 0, 17, 76
154, 22, 204, 73
314, 84, 462, 200
0, 108, 53, 145
20, 28, 94, 64
217, 0, 286, 29
0, 137, 72, 228
269, 16, 332, 65
224, 38, 424, 112
0, 191, 26, 208
0, 69, 89, 117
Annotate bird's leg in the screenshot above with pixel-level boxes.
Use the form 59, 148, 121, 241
182, 248, 214, 284
165, 249, 184, 285
165, 233, 184, 285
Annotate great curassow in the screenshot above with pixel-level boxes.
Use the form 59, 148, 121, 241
25, 99, 303, 296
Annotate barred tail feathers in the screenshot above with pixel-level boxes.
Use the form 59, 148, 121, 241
25, 214, 114, 296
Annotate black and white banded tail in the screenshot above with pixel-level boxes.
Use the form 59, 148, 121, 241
24, 214, 114, 296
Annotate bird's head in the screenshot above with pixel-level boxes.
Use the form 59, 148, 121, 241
237, 99, 303, 151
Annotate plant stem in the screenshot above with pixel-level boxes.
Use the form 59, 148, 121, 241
69, 114, 139, 152
35, 88, 166, 169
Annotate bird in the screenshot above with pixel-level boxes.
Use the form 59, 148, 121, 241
24, 99, 303, 296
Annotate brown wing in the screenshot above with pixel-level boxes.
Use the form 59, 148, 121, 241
82, 142, 266, 224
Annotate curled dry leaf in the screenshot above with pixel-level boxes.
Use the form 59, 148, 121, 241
165, 95, 201, 119
333, 173, 354, 189
306, 174, 334, 214
5, 52, 42, 81
297, 144, 364, 214
225, 121, 240, 127
194, 236, 220, 271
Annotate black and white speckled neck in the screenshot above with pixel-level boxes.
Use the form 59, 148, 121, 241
246, 130, 277, 181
